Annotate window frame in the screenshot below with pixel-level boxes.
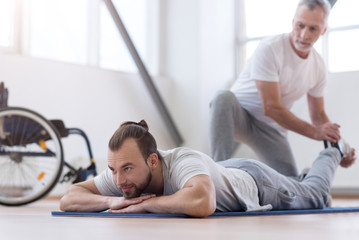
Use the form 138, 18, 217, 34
236, 0, 359, 74
0, 0, 21, 54
325, 24, 359, 73
1, 0, 160, 75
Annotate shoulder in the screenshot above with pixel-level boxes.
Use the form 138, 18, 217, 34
258, 33, 287, 50
309, 48, 326, 66
160, 147, 204, 163
161, 147, 210, 173
94, 168, 121, 196
253, 34, 287, 62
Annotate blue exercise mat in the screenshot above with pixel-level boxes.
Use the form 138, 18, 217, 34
51, 206, 359, 218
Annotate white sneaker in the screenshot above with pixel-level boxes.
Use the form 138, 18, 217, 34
324, 139, 351, 158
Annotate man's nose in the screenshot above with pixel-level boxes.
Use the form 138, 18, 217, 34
115, 173, 126, 186
300, 27, 310, 40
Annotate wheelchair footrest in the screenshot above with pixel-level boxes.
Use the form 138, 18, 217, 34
60, 163, 97, 184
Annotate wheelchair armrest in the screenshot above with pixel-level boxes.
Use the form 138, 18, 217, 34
49, 120, 69, 138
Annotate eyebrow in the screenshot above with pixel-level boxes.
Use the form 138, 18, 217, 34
108, 162, 134, 171
121, 163, 134, 168
296, 21, 320, 28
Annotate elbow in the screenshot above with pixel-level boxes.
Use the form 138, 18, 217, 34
262, 106, 272, 117
59, 197, 67, 212
59, 194, 72, 212
197, 201, 216, 218
58, 185, 78, 212
262, 104, 280, 118
196, 205, 216, 218
190, 196, 217, 218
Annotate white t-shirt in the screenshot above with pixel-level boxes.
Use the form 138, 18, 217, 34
231, 33, 327, 136
94, 147, 272, 212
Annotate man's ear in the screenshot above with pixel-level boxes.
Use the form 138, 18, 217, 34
147, 153, 159, 168
321, 26, 327, 35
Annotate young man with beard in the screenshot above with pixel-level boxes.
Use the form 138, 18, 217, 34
60, 120, 355, 217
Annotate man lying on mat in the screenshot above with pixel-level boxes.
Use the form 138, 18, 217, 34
60, 120, 356, 217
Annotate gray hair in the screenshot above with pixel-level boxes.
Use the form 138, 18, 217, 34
297, 0, 331, 23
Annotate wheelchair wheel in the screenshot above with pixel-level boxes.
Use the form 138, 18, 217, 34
0, 107, 63, 206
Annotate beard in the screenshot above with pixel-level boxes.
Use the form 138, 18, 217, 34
292, 38, 312, 53
120, 171, 152, 199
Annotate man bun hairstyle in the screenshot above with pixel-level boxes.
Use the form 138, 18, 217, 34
108, 120, 159, 161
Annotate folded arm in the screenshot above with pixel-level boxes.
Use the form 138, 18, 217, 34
109, 174, 217, 218
59, 179, 154, 212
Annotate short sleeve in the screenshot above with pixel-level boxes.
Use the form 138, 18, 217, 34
250, 41, 280, 82
308, 60, 327, 97
169, 151, 209, 191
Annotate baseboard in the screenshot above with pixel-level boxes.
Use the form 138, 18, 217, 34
44, 195, 62, 200
331, 188, 359, 198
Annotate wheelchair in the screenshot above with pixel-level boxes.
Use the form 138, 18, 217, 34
0, 86, 97, 206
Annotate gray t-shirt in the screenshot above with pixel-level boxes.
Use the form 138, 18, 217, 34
94, 147, 272, 212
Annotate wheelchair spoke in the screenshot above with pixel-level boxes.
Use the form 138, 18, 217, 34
0, 107, 63, 205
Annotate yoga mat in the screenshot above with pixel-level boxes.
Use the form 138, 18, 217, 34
52, 206, 359, 218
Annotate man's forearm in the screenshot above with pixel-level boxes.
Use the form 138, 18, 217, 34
141, 182, 216, 217
60, 185, 111, 212
265, 104, 316, 139
265, 104, 341, 142
307, 94, 330, 127
139, 194, 215, 217
310, 111, 330, 127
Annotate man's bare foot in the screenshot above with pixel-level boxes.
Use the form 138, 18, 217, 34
340, 148, 356, 168
324, 139, 356, 168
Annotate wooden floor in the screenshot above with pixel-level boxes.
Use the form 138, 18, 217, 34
1, 197, 359, 240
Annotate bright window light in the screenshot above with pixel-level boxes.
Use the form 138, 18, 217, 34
99, 0, 148, 72
243, 40, 260, 63
240, 0, 359, 73
327, 0, 359, 72
25, 0, 153, 74
328, 29, 359, 72
329, 0, 359, 28
1, 0, 158, 74
0, 0, 13, 48
243, 0, 297, 39
29, 0, 88, 64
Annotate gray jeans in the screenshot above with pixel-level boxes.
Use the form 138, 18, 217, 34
218, 148, 340, 210
210, 90, 297, 176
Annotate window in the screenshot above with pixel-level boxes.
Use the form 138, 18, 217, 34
28, 0, 89, 65
1, 0, 159, 74
236, 0, 297, 71
237, 0, 359, 73
99, 0, 149, 72
0, 0, 14, 50
327, 0, 359, 72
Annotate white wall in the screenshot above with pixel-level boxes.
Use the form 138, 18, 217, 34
160, 0, 201, 149
163, 0, 236, 152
